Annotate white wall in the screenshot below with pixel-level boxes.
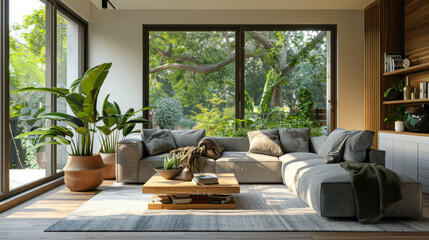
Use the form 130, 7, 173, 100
88, 8, 365, 130
60, 0, 92, 22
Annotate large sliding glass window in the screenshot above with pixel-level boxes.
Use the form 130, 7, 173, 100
56, 11, 84, 171
0, 0, 86, 199
244, 30, 329, 134
9, 0, 48, 189
149, 31, 236, 136
144, 26, 336, 137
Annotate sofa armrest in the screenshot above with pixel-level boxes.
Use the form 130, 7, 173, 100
116, 137, 144, 183
367, 149, 386, 167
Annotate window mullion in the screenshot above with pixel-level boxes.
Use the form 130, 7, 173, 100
0, 0, 10, 193
45, 2, 57, 176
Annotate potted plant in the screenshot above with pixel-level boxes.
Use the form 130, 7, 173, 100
13, 63, 148, 191
97, 94, 150, 179
154, 154, 183, 179
384, 79, 404, 101
384, 104, 406, 132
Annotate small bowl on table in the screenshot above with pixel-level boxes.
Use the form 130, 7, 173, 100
154, 166, 183, 180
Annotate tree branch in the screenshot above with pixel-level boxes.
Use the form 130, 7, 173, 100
149, 52, 257, 74
247, 31, 275, 50
223, 32, 233, 58
154, 47, 202, 65
280, 31, 326, 77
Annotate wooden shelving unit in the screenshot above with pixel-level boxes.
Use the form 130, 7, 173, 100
383, 62, 429, 76
365, 0, 429, 147
383, 98, 429, 105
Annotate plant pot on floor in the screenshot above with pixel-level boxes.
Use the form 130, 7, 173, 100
100, 153, 116, 179
63, 155, 105, 191
395, 121, 405, 132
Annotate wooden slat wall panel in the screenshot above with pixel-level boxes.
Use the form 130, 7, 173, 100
365, 1, 381, 148
405, 0, 429, 65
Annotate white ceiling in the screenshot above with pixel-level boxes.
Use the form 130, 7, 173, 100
91, 0, 374, 10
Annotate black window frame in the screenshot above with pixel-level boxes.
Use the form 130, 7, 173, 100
0, 0, 88, 201
142, 24, 337, 131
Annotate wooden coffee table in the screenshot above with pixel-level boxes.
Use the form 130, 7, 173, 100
142, 173, 240, 210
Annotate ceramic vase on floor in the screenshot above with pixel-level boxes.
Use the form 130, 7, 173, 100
63, 155, 105, 191
100, 153, 116, 179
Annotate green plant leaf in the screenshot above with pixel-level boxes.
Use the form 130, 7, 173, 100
39, 112, 84, 128
80, 63, 112, 96
96, 125, 112, 136
30, 141, 61, 150
15, 129, 64, 139
122, 123, 136, 136
76, 127, 90, 134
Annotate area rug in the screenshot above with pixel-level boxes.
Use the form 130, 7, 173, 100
45, 184, 429, 232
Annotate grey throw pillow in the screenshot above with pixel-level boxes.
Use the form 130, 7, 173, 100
171, 129, 206, 148
247, 129, 283, 157
318, 128, 350, 164
310, 135, 328, 154
278, 128, 310, 153
343, 130, 375, 162
141, 129, 176, 156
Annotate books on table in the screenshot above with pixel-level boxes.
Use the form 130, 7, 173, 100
207, 194, 232, 204
192, 173, 219, 185
171, 195, 192, 204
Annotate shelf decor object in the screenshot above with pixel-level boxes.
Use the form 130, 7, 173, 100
404, 106, 429, 133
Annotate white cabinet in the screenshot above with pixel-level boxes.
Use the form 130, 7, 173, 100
378, 132, 428, 193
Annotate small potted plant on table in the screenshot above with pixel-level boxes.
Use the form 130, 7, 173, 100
154, 154, 183, 179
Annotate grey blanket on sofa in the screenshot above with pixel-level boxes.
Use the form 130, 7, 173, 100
340, 161, 402, 224
170, 137, 224, 173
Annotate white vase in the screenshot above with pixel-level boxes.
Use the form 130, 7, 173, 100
395, 121, 405, 132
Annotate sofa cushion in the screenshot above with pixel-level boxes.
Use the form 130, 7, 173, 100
138, 154, 216, 182
141, 129, 176, 156
278, 128, 310, 153
171, 129, 206, 148
318, 128, 350, 164
343, 130, 375, 162
310, 135, 327, 154
295, 163, 423, 218
247, 129, 283, 157
279, 152, 321, 167
282, 158, 325, 193
216, 152, 282, 183
214, 137, 249, 152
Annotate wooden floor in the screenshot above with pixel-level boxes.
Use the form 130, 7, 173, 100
0, 180, 428, 240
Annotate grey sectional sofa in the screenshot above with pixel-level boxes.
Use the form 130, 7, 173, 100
116, 130, 422, 218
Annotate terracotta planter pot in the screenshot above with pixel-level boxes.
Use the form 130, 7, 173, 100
100, 153, 116, 179
63, 155, 105, 192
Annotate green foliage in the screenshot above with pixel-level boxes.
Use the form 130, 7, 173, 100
384, 104, 406, 124
154, 97, 184, 129
14, 63, 114, 156
163, 154, 180, 170
177, 117, 195, 130
97, 94, 151, 153
191, 95, 236, 137
384, 79, 404, 97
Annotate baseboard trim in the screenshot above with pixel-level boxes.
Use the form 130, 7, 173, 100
0, 177, 64, 213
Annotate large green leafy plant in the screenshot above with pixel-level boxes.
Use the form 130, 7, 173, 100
97, 94, 150, 153
13, 63, 148, 156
